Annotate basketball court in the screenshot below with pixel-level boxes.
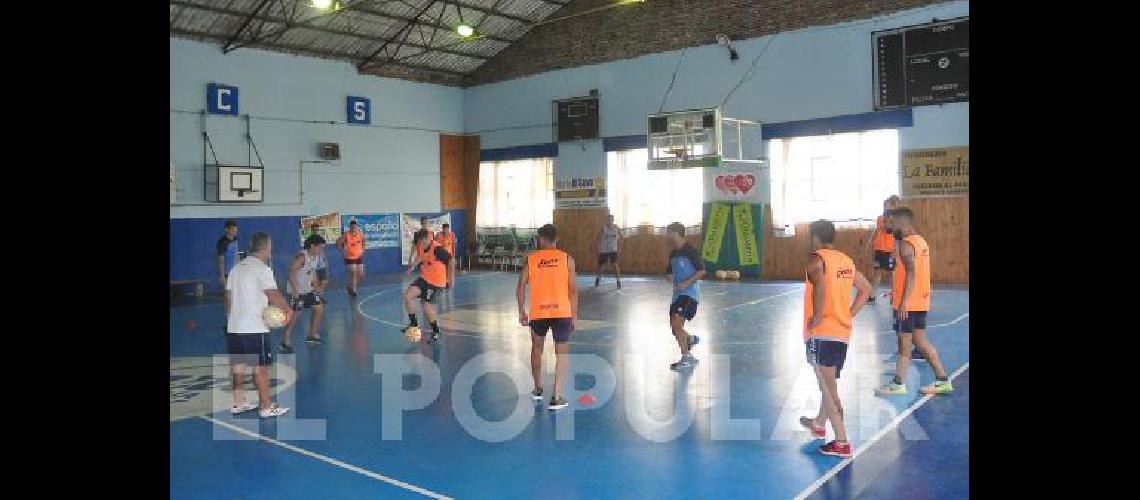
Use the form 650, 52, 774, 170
170, 272, 968, 498
170, 0, 969, 497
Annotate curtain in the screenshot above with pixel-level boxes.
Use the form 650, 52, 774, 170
768, 129, 899, 228
606, 148, 704, 228
476, 158, 555, 228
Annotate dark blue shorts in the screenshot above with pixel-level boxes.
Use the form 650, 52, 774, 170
226, 333, 274, 366
873, 251, 895, 270
530, 318, 574, 343
289, 291, 325, 311
670, 295, 699, 321
411, 278, 442, 303
893, 310, 929, 334
806, 338, 849, 378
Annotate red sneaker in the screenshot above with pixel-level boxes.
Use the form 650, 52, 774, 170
818, 440, 852, 458
799, 416, 826, 439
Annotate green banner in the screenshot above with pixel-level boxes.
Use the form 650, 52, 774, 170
702, 202, 731, 263
733, 203, 759, 266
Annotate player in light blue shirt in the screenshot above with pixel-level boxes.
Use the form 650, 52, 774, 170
665, 222, 705, 371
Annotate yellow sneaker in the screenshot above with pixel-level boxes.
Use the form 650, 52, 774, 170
875, 381, 907, 396
920, 380, 953, 395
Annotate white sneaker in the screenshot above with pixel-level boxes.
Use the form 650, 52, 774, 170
259, 405, 290, 418
230, 402, 257, 414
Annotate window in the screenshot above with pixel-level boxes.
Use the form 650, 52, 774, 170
768, 129, 899, 228
476, 158, 555, 228
607, 148, 704, 228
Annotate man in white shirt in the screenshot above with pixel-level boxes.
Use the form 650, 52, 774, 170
594, 213, 623, 289
281, 235, 328, 353
225, 231, 292, 419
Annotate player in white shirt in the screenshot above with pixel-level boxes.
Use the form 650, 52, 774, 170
281, 235, 329, 353
224, 231, 292, 418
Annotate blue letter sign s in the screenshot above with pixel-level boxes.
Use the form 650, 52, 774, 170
207, 83, 239, 115
347, 96, 371, 125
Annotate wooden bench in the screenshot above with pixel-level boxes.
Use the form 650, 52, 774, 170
170, 279, 207, 298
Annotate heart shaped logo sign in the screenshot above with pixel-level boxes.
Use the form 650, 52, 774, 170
735, 174, 755, 194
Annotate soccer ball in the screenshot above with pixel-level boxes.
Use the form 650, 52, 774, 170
262, 306, 288, 328
729, 270, 741, 280
715, 270, 728, 279
405, 326, 422, 343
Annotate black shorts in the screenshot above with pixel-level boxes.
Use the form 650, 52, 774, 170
893, 310, 929, 334
411, 278, 442, 303
344, 257, 363, 266
873, 251, 895, 270
226, 333, 274, 366
289, 291, 325, 311
805, 338, 848, 378
669, 295, 699, 321
530, 318, 574, 343
598, 252, 618, 265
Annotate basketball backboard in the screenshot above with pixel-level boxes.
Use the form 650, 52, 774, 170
204, 165, 264, 203
647, 108, 761, 170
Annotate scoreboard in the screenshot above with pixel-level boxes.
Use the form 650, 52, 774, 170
874, 17, 969, 110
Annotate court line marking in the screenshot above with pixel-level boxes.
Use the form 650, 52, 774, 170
792, 361, 970, 500
199, 416, 453, 499
355, 273, 964, 347
871, 311, 969, 336
717, 289, 801, 312
717, 311, 969, 346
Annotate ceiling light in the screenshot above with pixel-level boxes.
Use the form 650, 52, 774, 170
312, 0, 332, 9
456, 24, 475, 38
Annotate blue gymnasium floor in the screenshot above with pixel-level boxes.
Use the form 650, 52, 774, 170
170, 271, 969, 499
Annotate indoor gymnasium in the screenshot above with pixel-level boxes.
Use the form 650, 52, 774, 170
169, 0, 969, 498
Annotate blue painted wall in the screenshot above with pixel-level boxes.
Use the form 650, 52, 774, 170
171, 2, 968, 282
170, 38, 463, 219
464, 1, 970, 182
169, 210, 466, 288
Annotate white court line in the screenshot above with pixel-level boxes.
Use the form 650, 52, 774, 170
717, 289, 801, 312
356, 273, 519, 328
199, 416, 453, 499
792, 362, 971, 500
717, 311, 970, 346
872, 311, 969, 335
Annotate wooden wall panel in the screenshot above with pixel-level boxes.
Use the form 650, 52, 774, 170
552, 208, 608, 273
541, 200, 967, 284
760, 197, 969, 284
462, 135, 481, 233
439, 135, 467, 210
550, 208, 704, 275
440, 134, 481, 240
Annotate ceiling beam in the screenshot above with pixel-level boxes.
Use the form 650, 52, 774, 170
171, 27, 469, 77
171, 0, 490, 60
222, 0, 274, 53
450, 0, 538, 25
346, 1, 514, 43
357, 0, 438, 71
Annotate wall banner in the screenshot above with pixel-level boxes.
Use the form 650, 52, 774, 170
342, 214, 400, 250
702, 202, 731, 263
900, 146, 969, 197
300, 212, 342, 246
733, 203, 760, 266
554, 177, 607, 208
400, 213, 451, 263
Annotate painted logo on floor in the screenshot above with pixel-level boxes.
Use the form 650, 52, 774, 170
169, 356, 297, 422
